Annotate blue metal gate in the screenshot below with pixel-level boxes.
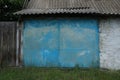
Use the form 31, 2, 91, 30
23, 18, 99, 67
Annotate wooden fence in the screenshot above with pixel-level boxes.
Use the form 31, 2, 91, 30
0, 22, 17, 67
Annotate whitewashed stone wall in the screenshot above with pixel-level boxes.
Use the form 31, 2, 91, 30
100, 18, 120, 70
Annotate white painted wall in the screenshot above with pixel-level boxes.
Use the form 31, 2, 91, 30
100, 18, 120, 70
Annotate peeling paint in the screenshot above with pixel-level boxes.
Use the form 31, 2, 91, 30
23, 18, 99, 68
78, 51, 86, 56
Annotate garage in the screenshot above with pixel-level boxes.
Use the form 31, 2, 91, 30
23, 18, 99, 67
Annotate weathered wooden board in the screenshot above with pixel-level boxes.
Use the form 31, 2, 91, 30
0, 22, 17, 67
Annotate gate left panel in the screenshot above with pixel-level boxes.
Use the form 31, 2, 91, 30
23, 20, 59, 67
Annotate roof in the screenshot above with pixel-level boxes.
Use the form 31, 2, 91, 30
15, 0, 120, 15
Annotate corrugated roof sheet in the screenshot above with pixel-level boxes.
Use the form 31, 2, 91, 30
15, 0, 120, 15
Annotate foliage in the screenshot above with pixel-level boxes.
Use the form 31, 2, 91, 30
0, 0, 24, 21
0, 68, 120, 80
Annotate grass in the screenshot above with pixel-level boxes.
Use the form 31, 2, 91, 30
0, 67, 120, 80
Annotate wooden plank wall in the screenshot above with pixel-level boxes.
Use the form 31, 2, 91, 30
0, 22, 17, 67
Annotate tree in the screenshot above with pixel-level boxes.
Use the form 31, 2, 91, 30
0, 0, 24, 21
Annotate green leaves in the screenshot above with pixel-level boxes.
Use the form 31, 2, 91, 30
0, 0, 24, 21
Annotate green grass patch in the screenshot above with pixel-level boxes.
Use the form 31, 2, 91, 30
0, 68, 120, 80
